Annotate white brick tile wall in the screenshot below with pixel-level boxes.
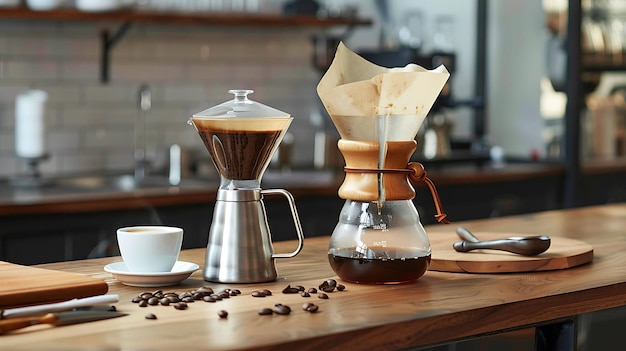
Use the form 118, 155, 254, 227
0, 21, 320, 179
2, 60, 59, 80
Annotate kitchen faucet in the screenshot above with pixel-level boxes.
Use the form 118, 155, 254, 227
135, 84, 151, 182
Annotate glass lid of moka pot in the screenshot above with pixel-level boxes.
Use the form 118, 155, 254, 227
192, 89, 290, 119
189, 90, 293, 190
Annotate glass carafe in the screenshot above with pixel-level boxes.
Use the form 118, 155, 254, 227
327, 138, 435, 284
328, 199, 430, 284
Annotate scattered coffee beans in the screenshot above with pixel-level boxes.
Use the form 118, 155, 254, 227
131, 286, 241, 311
131, 280, 342, 320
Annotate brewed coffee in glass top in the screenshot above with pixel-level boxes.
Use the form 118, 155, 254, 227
189, 90, 292, 190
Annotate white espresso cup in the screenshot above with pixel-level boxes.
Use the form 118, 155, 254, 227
117, 226, 183, 273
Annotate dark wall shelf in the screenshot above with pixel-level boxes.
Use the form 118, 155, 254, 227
0, 6, 371, 27
0, 6, 371, 82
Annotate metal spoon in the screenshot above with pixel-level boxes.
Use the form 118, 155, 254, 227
454, 227, 551, 256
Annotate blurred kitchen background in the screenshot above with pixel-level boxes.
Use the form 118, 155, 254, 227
0, 0, 577, 179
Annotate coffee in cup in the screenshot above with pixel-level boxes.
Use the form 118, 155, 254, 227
117, 226, 183, 273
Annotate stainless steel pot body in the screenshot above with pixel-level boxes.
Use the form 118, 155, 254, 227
203, 188, 304, 283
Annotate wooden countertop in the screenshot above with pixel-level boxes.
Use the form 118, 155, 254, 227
2, 204, 625, 350
0, 163, 564, 216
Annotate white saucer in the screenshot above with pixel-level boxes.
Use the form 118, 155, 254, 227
104, 261, 199, 287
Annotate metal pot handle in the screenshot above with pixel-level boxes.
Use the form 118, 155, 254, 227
261, 189, 304, 258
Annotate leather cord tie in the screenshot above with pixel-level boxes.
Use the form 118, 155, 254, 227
344, 162, 451, 224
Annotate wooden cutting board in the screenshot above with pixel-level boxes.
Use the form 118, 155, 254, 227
428, 232, 594, 273
0, 261, 109, 309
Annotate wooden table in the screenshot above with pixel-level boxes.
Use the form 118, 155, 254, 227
2, 204, 626, 350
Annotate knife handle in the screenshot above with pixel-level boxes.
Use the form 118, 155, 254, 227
0, 313, 58, 335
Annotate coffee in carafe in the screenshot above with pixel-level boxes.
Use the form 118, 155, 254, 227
189, 90, 304, 283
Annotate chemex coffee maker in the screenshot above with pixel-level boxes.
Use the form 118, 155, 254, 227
189, 89, 304, 283
317, 43, 450, 284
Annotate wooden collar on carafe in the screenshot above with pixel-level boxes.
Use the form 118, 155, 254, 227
339, 139, 450, 224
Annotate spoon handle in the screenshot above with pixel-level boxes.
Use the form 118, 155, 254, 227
455, 227, 480, 243
453, 239, 530, 255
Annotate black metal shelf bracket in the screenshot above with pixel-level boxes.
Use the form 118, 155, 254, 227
100, 22, 132, 84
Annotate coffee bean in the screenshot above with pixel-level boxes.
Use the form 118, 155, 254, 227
218, 310, 228, 319
192, 293, 204, 300
273, 304, 291, 315
322, 286, 335, 293
203, 295, 216, 302
148, 297, 160, 305
307, 288, 317, 294
282, 285, 300, 294
285, 287, 300, 294
152, 289, 163, 297
167, 296, 180, 303
252, 291, 266, 297
196, 286, 214, 294
173, 302, 188, 310
306, 304, 319, 313
159, 298, 170, 306
139, 300, 148, 307
132, 297, 142, 303
337, 284, 346, 291
260, 289, 272, 296
302, 302, 319, 312
300, 291, 310, 297
258, 308, 273, 315
140, 292, 153, 300
318, 293, 329, 299
211, 294, 222, 301
319, 279, 337, 290
232, 289, 241, 295
294, 285, 305, 292
145, 313, 157, 320
182, 297, 194, 303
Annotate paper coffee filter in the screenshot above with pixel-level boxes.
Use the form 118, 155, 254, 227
317, 42, 450, 140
